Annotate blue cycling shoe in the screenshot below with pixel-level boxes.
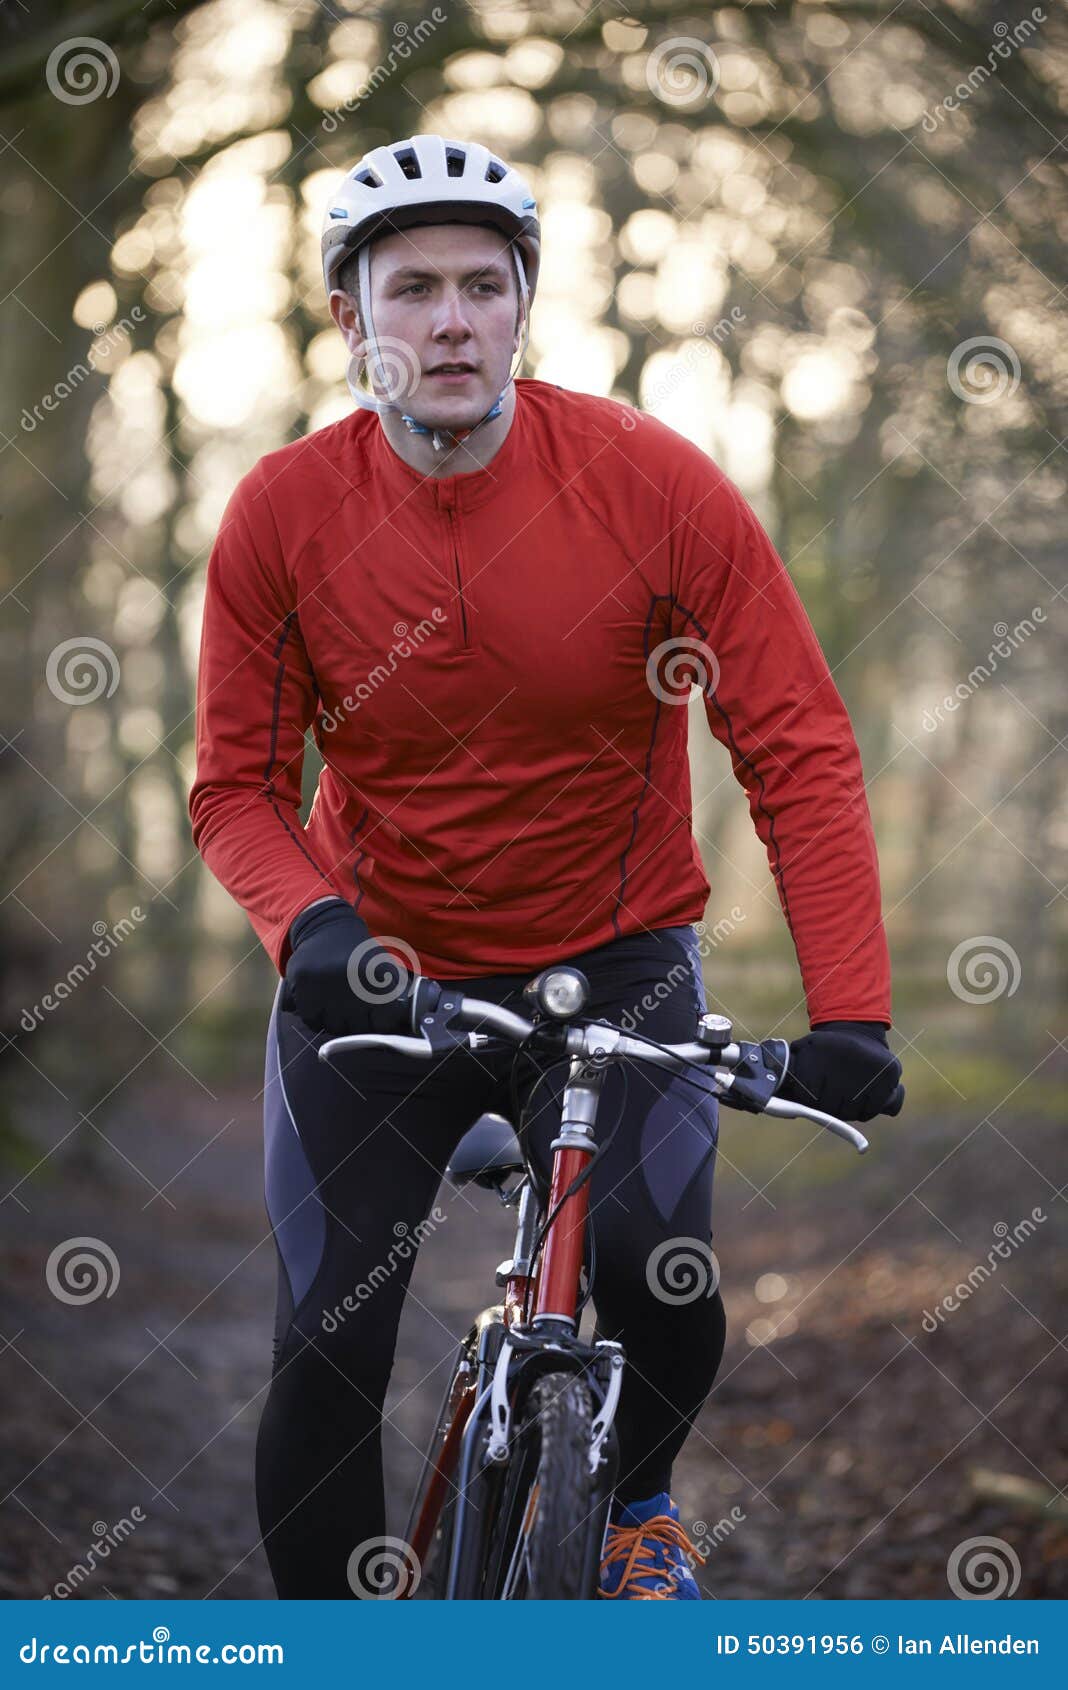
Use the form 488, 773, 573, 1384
597, 1491, 702, 1599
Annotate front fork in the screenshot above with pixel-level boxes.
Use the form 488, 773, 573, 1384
487, 1055, 624, 1464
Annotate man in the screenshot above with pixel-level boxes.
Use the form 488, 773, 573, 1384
188, 133, 903, 1600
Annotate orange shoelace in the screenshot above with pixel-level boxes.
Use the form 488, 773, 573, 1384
597, 1514, 700, 1599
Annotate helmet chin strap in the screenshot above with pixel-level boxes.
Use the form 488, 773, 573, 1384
346, 241, 533, 454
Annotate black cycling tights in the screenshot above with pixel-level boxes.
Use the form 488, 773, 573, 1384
254, 923, 727, 1598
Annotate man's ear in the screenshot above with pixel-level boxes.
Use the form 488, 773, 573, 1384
330, 288, 365, 347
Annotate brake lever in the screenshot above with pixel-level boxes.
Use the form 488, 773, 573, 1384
319, 1031, 433, 1062
760, 1097, 869, 1153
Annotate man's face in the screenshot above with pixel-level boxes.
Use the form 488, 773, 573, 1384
331, 222, 524, 428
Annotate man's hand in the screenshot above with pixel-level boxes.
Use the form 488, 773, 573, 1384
777, 1021, 904, 1122
280, 898, 414, 1037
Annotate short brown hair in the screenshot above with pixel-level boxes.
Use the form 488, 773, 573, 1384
336, 245, 362, 302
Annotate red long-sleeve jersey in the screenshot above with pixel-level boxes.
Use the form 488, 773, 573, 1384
188, 377, 891, 1025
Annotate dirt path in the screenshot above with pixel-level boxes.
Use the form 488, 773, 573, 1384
2, 1081, 1065, 1600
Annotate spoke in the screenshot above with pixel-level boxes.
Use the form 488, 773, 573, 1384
501, 1485, 535, 1597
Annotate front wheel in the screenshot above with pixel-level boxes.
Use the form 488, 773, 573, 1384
483, 1368, 610, 1599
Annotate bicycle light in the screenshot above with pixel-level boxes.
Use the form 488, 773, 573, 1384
697, 1013, 732, 1050
528, 966, 590, 1020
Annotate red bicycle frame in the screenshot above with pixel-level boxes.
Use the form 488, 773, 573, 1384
528, 1143, 593, 1321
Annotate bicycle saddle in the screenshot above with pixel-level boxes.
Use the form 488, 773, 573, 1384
447, 1112, 526, 1191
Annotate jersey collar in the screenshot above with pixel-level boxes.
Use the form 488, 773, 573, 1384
370, 379, 527, 514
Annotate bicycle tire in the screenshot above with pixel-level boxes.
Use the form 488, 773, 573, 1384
484, 1368, 602, 1599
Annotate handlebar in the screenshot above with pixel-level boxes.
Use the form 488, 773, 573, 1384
317, 984, 870, 1154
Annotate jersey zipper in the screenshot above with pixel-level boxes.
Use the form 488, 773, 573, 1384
442, 501, 470, 650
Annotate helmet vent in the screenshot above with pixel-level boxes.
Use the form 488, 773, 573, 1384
354, 167, 382, 188
485, 159, 507, 183
394, 146, 421, 180
445, 146, 466, 177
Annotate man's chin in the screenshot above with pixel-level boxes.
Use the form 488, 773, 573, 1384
407, 384, 493, 434
408, 400, 486, 436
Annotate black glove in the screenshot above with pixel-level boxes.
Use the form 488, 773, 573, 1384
281, 899, 414, 1037
777, 1021, 904, 1122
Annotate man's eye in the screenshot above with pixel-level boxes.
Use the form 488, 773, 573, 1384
398, 282, 500, 296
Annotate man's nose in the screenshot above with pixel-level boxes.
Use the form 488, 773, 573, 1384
432, 286, 473, 336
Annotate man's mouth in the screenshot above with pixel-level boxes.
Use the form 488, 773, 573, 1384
426, 362, 478, 382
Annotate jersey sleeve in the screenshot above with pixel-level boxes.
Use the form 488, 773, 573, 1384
667, 451, 892, 1027
187, 469, 341, 974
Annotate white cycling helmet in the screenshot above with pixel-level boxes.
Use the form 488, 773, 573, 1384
321, 133, 541, 452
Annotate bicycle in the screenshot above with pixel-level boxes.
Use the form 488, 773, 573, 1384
318, 962, 869, 1600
